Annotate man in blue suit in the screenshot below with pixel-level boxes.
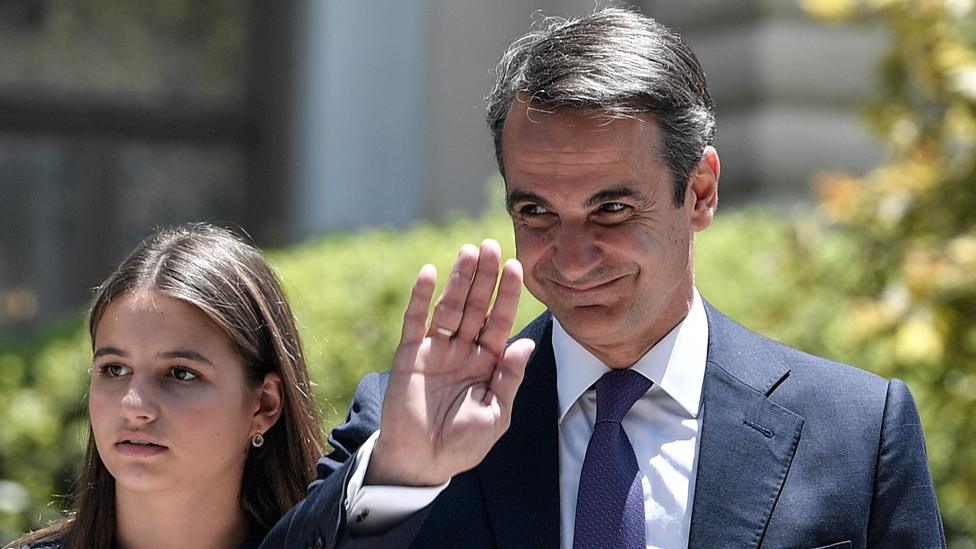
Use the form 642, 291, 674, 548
264, 7, 944, 548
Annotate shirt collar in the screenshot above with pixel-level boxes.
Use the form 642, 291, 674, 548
552, 288, 708, 423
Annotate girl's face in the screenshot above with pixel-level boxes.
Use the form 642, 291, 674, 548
89, 290, 263, 495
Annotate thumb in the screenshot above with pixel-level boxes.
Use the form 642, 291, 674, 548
490, 338, 535, 415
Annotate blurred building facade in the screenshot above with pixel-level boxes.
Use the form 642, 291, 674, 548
0, 0, 884, 329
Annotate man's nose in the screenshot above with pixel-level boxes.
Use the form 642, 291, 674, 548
120, 375, 159, 423
550, 223, 603, 282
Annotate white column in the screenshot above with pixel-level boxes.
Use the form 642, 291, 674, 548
292, 0, 428, 239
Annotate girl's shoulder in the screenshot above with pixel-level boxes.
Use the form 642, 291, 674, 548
6, 536, 61, 549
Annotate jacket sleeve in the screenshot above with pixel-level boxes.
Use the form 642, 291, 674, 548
260, 372, 434, 549
866, 379, 946, 548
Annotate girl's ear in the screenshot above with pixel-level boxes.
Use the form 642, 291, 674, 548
252, 372, 283, 435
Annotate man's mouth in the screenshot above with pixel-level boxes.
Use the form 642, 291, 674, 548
550, 276, 624, 293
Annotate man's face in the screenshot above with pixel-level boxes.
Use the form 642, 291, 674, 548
502, 103, 717, 367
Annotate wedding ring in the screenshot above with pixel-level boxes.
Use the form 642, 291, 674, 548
435, 326, 454, 337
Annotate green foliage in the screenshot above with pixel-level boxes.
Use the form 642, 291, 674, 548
0, 321, 89, 542
799, 0, 976, 542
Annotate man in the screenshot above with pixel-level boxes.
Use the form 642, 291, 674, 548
264, 7, 945, 548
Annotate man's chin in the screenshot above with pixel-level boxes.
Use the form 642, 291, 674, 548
550, 304, 623, 339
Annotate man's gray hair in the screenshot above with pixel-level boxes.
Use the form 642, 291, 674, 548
486, 6, 716, 206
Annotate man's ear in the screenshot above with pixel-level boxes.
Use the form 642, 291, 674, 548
252, 371, 283, 435
686, 146, 720, 231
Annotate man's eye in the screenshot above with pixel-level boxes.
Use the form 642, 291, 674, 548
171, 367, 199, 382
518, 204, 548, 216
599, 202, 628, 213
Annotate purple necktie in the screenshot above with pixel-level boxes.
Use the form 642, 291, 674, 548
573, 369, 653, 549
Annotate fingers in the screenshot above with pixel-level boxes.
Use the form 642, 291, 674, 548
489, 338, 535, 413
477, 259, 524, 356
427, 244, 479, 338
399, 264, 438, 346
455, 240, 502, 341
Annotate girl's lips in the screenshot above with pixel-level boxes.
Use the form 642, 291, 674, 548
115, 441, 168, 457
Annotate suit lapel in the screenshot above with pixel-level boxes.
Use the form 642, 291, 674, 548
688, 304, 805, 548
475, 305, 804, 548
478, 314, 561, 549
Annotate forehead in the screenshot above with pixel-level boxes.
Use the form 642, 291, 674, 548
501, 103, 666, 187
94, 291, 224, 348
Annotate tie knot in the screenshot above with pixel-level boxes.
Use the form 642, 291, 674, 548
594, 369, 653, 423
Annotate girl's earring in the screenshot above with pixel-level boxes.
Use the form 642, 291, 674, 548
251, 432, 265, 448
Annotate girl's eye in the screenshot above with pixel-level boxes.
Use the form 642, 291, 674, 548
171, 367, 199, 382
104, 364, 131, 377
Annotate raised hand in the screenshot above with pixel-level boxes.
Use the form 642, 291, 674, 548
365, 239, 536, 486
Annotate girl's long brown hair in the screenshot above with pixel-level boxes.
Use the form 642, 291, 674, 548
10, 223, 325, 548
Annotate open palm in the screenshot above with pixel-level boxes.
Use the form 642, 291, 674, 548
366, 240, 535, 487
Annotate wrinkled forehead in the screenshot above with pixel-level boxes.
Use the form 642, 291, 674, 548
501, 101, 664, 166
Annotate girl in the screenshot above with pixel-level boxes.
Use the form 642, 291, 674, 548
10, 223, 324, 549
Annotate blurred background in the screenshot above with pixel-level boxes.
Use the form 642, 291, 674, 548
0, 0, 886, 327
1, 0, 974, 545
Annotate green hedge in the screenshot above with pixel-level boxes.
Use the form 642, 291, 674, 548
1, 206, 972, 543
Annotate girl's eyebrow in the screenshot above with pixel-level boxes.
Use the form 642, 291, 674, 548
93, 346, 127, 359
158, 350, 215, 366
92, 347, 214, 367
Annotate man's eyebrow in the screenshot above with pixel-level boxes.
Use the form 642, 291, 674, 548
158, 350, 215, 366
505, 189, 550, 213
584, 187, 647, 208
93, 347, 127, 359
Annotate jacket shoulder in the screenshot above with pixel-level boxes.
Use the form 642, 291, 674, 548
703, 300, 889, 397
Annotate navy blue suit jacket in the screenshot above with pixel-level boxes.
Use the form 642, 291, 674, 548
263, 303, 945, 548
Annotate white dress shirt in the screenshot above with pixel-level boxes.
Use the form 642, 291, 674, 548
346, 289, 708, 549
554, 288, 707, 549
